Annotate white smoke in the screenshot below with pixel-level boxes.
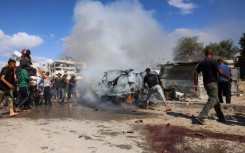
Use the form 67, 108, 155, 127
63, 0, 169, 80
63, 0, 171, 105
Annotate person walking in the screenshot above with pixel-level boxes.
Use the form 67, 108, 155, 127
143, 68, 171, 111
37, 69, 51, 105
58, 74, 68, 104
38, 78, 44, 105
29, 67, 38, 107
0, 59, 19, 117
53, 73, 62, 101
217, 59, 232, 104
194, 48, 231, 125
17, 62, 34, 110
68, 76, 77, 103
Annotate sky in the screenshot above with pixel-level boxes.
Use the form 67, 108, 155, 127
0, 0, 245, 67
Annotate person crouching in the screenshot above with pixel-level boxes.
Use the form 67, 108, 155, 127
143, 68, 171, 111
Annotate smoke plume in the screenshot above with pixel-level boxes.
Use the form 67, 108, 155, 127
63, 0, 169, 104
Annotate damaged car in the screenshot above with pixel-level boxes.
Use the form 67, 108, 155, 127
95, 69, 145, 104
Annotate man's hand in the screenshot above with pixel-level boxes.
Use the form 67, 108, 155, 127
228, 77, 232, 83
8, 84, 15, 89
194, 84, 198, 92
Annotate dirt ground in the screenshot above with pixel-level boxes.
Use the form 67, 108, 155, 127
0, 95, 244, 153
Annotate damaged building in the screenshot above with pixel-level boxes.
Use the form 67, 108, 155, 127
158, 61, 240, 100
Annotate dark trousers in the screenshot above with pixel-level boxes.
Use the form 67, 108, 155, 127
198, 83, 225, 120
30, 85, 39, 106
218, 81, 231, 104
44, 86, 51, 104
18, 87, 31, 109
68, 87, 77, 100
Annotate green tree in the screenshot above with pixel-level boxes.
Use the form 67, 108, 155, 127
173, 36, 204, 62
239, 33, 245, 56
206, 39, 239, 59
205, 42, 221, 55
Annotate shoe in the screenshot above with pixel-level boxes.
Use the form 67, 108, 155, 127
145, 100, 149, 110
217, 117, 226, 123
194, 117, 205, 125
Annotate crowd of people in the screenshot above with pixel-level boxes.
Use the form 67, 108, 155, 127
0, 48, 232, 126
0, 49, 77, 117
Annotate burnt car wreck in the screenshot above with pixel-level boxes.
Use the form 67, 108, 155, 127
96, 69, 145, 104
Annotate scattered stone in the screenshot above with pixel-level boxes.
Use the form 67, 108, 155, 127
41, 146, 49, 150
78, 135, 92, 140
69, 130, 76, 133
135, 120, 143, 123
194, 133, 208, 138
166, 123, 170, 127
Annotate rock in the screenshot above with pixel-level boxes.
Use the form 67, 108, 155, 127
135, 120, 143, 123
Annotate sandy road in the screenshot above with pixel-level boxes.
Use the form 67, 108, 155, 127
0, 99, 245, 153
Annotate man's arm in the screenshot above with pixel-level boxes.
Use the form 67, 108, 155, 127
143, 77, 146, 89
194, 71, 199, 91
0, 75, 14, 89
36, 68, 48, 79
194, 71, 199, 85
217, 69, 231, 81
23, 70, 33, 82
194, 62, 201, 91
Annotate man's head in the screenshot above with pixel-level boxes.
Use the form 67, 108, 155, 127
63, 74, 68, 79
204, 47, 214, 57
45, 72, 50, 76
217, 59, 224, 65
8, 58, 16, 69
145, 68, 151, 75
21, 49, 31, 56
71, 75, 76, 80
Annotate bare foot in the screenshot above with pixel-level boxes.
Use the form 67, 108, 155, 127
10, 112, 19, 117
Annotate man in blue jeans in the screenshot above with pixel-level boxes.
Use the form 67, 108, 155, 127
217, 59, 232, 104
194, 48, 231, 125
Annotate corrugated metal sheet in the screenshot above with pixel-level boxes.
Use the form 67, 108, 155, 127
159, 62, 202, 99
159, 62, 239, 100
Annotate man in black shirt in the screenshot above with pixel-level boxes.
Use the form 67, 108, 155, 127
0, 59, 19, 117
68, 76, 77, 103
143, 68, 171, 111
194, 48, 231, 125
58, 74, 68, 104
